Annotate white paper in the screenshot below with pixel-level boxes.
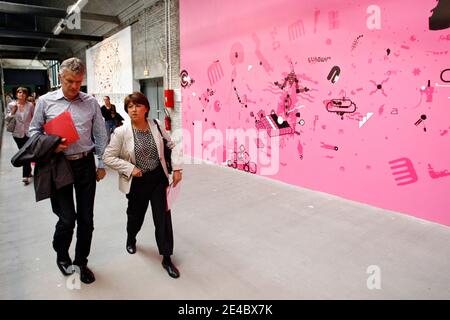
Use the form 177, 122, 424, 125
166, 183, 181, 211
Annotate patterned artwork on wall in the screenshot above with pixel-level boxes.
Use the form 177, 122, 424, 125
86, 26, 133, 95
180, 0, 450, 225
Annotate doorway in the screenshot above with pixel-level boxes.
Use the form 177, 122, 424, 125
140, 77, 164, 122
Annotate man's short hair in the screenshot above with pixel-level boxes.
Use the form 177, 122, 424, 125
59, 57, 86, 76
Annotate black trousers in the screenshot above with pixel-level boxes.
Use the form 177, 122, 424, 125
50, 153, 96, 266
126, 165, 173, 256
13, 136, 32, 178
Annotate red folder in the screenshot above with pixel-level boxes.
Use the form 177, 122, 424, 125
43, 111, 80, 145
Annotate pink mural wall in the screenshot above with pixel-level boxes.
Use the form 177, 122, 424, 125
179, 0, 450, 225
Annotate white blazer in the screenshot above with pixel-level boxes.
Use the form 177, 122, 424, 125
103, 119, 182, 194
5, 101, 34, 138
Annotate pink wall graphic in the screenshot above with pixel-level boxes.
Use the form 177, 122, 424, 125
180, 0, 450, 225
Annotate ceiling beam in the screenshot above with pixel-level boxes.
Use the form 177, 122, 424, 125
0, 37, 47, 47
0, 29, 103, 42
0, 51, 64, 60
0, 44, 66, 54
0, 1, 120, 24
81, 12, 120, 24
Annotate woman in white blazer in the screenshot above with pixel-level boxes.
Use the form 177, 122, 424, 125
5, 87, 35, 185
103, 92, 182, 278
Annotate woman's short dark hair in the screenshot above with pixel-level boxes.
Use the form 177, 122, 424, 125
124, 92, 150, 118
16, 87, 28, 97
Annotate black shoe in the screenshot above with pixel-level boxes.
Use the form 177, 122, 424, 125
57, 259, 74, 276
126, 243, 136, 254
77, 265, 96, 284
162, 260, 180, 278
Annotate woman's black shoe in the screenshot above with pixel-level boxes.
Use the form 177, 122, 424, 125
126, 243, 136, 254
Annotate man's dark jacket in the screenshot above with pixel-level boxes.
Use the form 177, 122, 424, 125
11, 134, 74, 201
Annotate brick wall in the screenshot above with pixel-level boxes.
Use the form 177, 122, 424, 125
74, 0, 182, 136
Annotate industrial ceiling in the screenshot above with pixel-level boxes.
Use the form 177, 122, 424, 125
0, 0, 159, 62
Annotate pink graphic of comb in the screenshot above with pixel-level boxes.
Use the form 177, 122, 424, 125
388, 157, 418, 186
207, 60, 224, 86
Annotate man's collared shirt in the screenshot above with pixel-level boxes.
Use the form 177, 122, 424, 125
29, 88, 108, 168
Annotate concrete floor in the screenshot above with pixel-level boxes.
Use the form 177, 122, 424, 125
1, 128, 449, 299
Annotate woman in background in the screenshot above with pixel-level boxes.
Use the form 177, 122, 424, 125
5, 87, 34, 185
27, 95, 36, 107
101, 96, 124, 142
103, 92, 183, 279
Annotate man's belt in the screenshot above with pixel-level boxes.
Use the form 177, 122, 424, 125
65, 150, 93, 161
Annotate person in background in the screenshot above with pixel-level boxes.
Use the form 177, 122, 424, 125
101, 96, 124, 141
27, 96, 36, 107
5, 92, 14, 105
103, 92, 183, 279
29, 57, 108, 284
112, 106, 124, 128
5, 87, 34, 185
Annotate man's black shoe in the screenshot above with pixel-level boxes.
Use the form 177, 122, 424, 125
76, 265, 96, 284
57, 259, 74, 276
126, 243, 136, 254
162, 260, 180, 278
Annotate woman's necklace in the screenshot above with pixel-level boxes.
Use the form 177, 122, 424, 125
132, 123, 149, 132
